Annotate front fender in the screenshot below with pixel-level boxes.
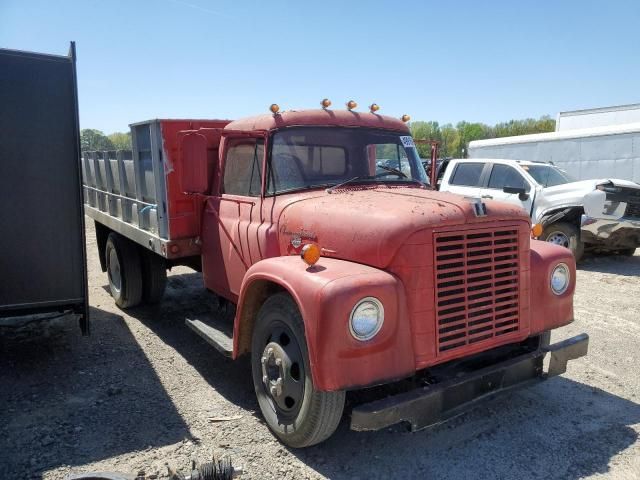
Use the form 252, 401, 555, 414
534, 205, 583, 225
529, 240, 575, 334
235, 256, 415, 392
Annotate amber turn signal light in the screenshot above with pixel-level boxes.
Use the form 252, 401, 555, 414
321, 98, 332, 109
531, 223, 543, 238
346, 100, 358, 111
270, 104, 280, 114
301, 243, 321, 266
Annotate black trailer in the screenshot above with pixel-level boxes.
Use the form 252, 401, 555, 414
0, 43, 89, 333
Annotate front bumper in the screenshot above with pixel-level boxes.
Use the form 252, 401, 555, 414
581, 214, 640, 248
350, 333, 588, 432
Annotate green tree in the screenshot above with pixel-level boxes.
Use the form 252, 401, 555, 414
440, 123, 460, 158
456, 121, 490, 157
108, 132, 132, 150
80, 129, 114, 152
407, 116, 556, 158
410, 121, 442, 157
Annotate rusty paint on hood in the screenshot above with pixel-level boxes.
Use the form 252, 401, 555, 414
277, 186, 529, 268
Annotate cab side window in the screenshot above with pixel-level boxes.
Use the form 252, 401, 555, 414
450, 162, 485, 187
488, 164, 528, 190
223, 139, 264, 196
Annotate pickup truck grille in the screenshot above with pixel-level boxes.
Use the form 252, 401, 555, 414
625, 200, 640, 219
434, 227, 521, 355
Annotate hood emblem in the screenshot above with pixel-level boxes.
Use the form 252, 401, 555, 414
466, 197, 487, 217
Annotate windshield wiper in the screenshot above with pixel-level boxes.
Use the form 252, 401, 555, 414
376, 164, 407, 178
375, 165, 428, 187
326, 176, 371, 193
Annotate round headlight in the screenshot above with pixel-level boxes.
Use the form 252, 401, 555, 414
550, 263, 570, 295
349, 297, 384, 341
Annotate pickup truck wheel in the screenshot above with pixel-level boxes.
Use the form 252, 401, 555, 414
541, 222, 584, 262
251, 293, 345, 448
105, 233, 143, 309
140, 250, 167, 304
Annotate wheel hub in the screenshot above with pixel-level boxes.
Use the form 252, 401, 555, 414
547, 232, 569, 248
261, 342, 288, 399
260, 337, 304, 414
108, 249, 121, 292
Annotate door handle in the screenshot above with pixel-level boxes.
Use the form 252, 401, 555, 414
482, 195, 493, 199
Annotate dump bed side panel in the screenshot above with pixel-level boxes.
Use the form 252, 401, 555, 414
83, 119, 229, 258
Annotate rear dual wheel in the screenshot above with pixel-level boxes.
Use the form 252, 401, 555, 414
106, 233, 143, 309
105, 233, 167, 309
251, 293, 345, 448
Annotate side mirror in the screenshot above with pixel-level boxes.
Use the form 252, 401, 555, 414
503, 185, 530, 201
180, 132, 209, 194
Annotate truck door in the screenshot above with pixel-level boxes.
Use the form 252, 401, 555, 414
441, 161, 487, 197
202, 136, 265, 299
480, 163, 534, 215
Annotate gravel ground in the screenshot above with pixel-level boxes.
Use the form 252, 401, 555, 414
1, 224, 639, 479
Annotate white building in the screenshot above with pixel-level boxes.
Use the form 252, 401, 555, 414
469, 103, 640, 182
556, 103, 640, 131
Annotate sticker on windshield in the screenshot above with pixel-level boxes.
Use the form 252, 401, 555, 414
400, 136, 415, 148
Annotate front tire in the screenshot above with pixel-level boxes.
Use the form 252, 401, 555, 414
251, 293, 345, 448
541, 221, 584, 262
105, 233, 143, 309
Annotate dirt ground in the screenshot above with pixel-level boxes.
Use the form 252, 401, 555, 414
1, 224, 639, 479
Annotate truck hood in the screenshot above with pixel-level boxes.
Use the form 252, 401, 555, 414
534, 178, 640, 221
277, 186, 529, 268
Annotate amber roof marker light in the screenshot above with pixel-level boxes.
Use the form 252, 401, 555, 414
401, 114, 411, 122
321, 98, 332, 109
269, 104, 280, 115
346, 100, 358, 111
369, 103, 380, 113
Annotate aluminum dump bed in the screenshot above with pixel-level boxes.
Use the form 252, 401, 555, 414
82, 119, 229, 259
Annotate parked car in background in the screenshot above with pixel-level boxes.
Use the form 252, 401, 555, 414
438, 158, 640, 261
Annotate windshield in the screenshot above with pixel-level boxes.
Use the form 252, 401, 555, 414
266, 127, 428, 194
523, 164, 575, 187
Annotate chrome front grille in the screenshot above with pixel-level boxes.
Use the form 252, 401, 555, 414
434, 227, 521, 355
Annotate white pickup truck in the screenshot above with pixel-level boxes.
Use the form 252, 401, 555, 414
437, 158, 640, 261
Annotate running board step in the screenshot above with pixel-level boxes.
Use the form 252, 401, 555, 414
185, 316, 233, 357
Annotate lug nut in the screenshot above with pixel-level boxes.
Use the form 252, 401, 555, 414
270, 386, 278, 397
275, 358, 282, 367
262, 375, 268, 384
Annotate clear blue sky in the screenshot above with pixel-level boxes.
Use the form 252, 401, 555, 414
2, 0, 639, 134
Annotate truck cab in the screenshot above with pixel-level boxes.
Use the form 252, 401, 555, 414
84, 106, 588, 448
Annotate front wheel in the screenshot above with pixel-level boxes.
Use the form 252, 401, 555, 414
251, 293, 345, 448
541, 222, 584, 262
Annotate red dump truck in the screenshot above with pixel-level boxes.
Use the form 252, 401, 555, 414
83, 102, 588, 447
